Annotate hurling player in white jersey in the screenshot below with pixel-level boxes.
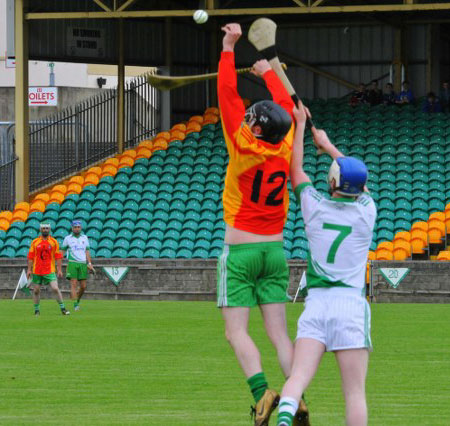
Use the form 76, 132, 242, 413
276, 102, 376, 426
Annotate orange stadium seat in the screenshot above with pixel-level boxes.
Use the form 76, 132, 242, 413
29, 200, 46, 213
152, 139, 168, 151
376, 241, 394, 253
368, 251, 376, 260
66, 183, 83, 195
445, 211, 450, 235
437, 251, 450, 261
445, 202, 450, 213
394, 231, 411, 243
429, 212, 445, 222
136, 147, 152, 160
86, 166, 102, 176
169, 129, 185, 142
412, 221, 428, 233
11, 210, 28, 223
154, 131, 170, 141
393, 240, 411, 260
189, 115, 203, 124
138, 140, 153, 150
68, 175, 84, 186
186, 121, 201, 134
100, 165, 118, 178
118, 156, 135, 168
428, 227, 445, 244
376, 249, 393, 260
48, 191, 65, 204
52, 184, 67, 195
83, 173, 100, 186
33, 193, 50, 204
14, 202, 30, 213
0, 218, 10, 231
103, 158, 120, 168
0, 211, 12, 222
171, 123, 186, 132
122, 149, 137, 159
203, 114, 219, 124
204, 107, 219, 115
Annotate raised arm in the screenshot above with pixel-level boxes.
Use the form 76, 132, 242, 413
311, 128, 344, 160
290, 101, 311, 190
257, 60, 295, 119
217, 23, 246, 136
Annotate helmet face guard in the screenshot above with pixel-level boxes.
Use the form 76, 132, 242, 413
244, 100, 292, 144
328, 157, 368, 196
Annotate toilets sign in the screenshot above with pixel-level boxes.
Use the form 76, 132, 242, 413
28, 87, 58, 106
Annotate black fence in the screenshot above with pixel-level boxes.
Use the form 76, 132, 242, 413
29, 75, 159, 192
0, 157, 16, 211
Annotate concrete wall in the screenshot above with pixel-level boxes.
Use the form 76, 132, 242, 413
371, 261, 450, 303
2, 259, 450, 303
0, 259, 307, 301
0, 87, 104, 122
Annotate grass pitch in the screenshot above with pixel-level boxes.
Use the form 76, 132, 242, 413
1, 300, 449, 425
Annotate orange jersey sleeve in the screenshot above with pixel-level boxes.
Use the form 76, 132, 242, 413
262, 70, 295, 120
28, 236, 60, 275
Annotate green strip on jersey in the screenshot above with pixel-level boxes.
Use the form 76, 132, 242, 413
307, 253, 351, 289
293, 182, 313, 202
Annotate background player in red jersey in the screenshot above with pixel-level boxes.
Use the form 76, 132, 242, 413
217, 23, 308, 426
27, 223, 69, 316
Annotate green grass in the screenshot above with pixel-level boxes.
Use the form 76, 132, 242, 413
1, 300, 449, 425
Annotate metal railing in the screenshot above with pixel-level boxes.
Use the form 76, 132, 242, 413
0, 157, 17, 211
28, 75, 159, 192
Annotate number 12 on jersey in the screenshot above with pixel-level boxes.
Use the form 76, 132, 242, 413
322, 223, 352, 264
251, 170, 286, 206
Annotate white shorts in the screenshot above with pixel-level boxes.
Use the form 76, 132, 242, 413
296, 287, 372, 352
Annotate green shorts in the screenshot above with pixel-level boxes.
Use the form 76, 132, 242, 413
66, 262, 88, 281
217, 242, 290, 307
32, 273, 57, 285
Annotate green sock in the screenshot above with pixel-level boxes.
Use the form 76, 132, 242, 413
247, 372, 268, 403
74, 301, 79, 307
34, 303, 40, 311
58, 302, 65, 310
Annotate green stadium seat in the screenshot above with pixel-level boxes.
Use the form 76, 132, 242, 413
115, 239, 130, 250
143, 248, 160, 258
160, 248, 176, 258
97, 238, 114, 251
128, 248, 144, 258
111, 248, 127, 258
86, 229, 101, 240
110, 192, 126, 203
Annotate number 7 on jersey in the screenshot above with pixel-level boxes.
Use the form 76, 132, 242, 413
322, 223, 352, 264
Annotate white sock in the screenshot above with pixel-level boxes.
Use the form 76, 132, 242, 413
277, 397, 299, 426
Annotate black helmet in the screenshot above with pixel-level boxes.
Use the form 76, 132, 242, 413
244, 100, 292, 144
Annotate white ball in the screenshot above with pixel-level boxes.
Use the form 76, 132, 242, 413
193, 9, 208, 24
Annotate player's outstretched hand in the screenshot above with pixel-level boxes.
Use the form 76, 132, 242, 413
57, 269, 63, 278
221, 23, 242, 51
251, 60, 271, 77
292, 100, 311, 127
311, 128, 332, 152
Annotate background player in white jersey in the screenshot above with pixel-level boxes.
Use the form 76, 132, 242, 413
61, 220, 95, 311
276, 102, 376, 426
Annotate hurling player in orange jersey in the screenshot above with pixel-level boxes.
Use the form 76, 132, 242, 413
27, 223, 69, 316
217, 23, 308, 425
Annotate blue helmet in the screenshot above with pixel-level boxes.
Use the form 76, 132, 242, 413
328, 157, 368, 196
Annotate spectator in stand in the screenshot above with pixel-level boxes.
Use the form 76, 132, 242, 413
349, 83, 368, 107
422, 92, 442, 113
396, 80, 414, 105
367, 79, 383, 106
440, 80, 450, 112
383, 83, 396, 105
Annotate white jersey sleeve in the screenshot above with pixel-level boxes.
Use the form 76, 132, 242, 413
295, 183, 377, 291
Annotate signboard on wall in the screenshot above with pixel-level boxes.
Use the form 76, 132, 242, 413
5, 56, 15, 68
67, 27, 105, 58
28, 87, 58, 106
